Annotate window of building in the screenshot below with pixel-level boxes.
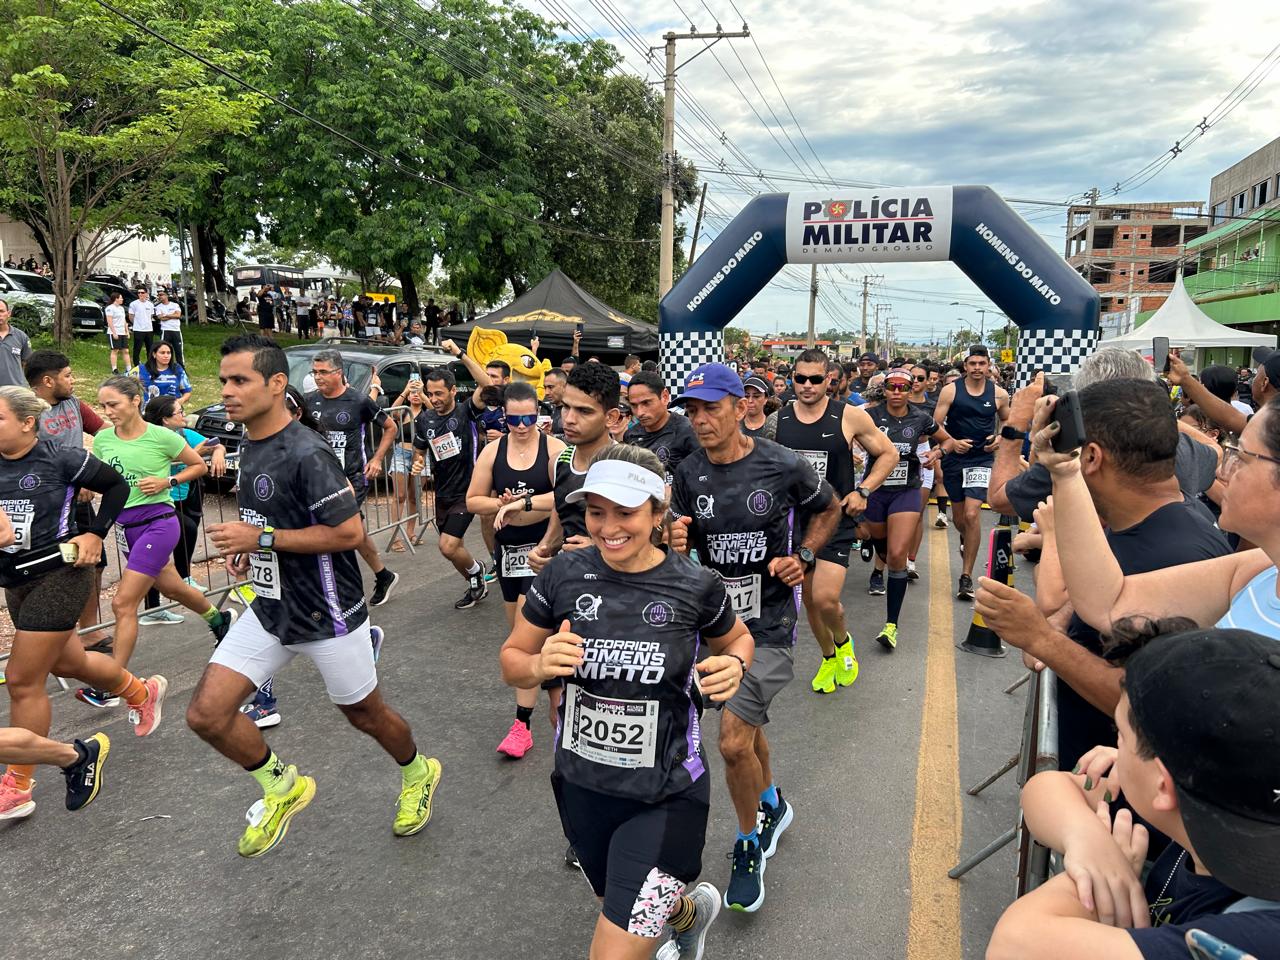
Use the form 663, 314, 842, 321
1148, 261, 1179, 284
1253, 180, 1270, 208
1233, 192, 1248, 215
1211, 201, 1228, 225
1151, 225, 1181, 246
1117, 298, 1125, 305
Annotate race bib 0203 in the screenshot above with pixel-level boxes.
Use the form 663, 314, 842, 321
563, 685, 659, 769
500, 542, 536, 578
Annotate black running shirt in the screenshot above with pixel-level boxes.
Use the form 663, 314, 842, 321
412, 400, 481, 505
305, 387, 390, 493
0, 440, 91, 554
553, 444, 590, 540
624, 413, 699, 484
671, 438, 832, 648
237, 420, 367, 644
523, 547, 734, 803
867, 405, 939, 490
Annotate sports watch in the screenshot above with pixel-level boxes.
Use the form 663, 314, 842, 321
257, 525, 276, 552
168, 476, 179, 489
1001, 425, 1028, 441
855, 485, 871, 500
797, 546, 816, 570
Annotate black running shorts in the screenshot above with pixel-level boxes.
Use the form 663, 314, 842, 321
436, 498, 474, 539
5, 564, 94, 633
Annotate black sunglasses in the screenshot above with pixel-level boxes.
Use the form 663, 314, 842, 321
913, 375, 926, 382
792, 373, 827, 385
505, 413, 538, 428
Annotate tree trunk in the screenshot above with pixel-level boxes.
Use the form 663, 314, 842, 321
53, 241, 76, 346
188, 225, 208, 326
213, 230, 227, 292
197, 224, 219, 293
397, 269, 419, 323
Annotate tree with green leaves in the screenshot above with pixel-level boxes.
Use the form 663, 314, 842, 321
0, 0, 260, 343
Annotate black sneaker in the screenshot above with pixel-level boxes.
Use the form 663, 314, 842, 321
371, 569, 399, 607
454, 573, 488, 610
724, 839, 766, 912
758, 792, 794, 859
957, 574, 975, 601
209, 608, 238, 646
63, 733, 109, 811
564, 844, 580, 869
859, 540, 873, 563
868, 571, 886, 596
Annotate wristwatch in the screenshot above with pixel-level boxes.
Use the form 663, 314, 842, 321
257, 525, 276, 552
1001, 425, 1028, 441
796, 546, 816, 570
168, 476, 179, 489
855, 485, 871, 500
524, 492, 533, 512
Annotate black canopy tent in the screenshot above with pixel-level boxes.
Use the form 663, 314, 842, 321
440, 270, 658, 362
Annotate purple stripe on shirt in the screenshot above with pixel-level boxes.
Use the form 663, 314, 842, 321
787, 507, 800, 645
311, 510, 348, 636
57, 485, 75, 538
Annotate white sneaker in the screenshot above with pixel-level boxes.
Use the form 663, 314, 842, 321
139, 609, 186, 625
183, 577, 205, 592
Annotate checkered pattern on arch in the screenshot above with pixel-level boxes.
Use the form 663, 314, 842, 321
1015, 327, 1102, 388
661, 330, 725, 390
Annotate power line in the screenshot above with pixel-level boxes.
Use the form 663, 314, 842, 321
92, 0, 658, 246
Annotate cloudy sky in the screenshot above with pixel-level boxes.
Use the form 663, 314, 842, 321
526, 0, 1280, 345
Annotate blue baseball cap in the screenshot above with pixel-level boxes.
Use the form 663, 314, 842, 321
673, 363, 746, 403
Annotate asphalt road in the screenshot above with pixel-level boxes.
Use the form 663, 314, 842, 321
0, 513, 1029, 960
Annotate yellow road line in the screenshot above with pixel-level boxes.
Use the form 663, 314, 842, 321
905, 532, 962, 960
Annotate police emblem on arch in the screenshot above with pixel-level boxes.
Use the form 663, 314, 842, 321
254, 474, 275, 501
18, 474, 38, 491
643, 601, 674, 626
574, 594, 603, 621
747, 488, 773, 516
695, 494, 715, 519
335, 410, 352, 425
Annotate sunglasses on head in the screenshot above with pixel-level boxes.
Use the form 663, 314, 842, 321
505, 413, 538, 428
792, 373, 827, 385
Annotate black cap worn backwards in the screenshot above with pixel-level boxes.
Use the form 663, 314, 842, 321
1126, 627, 1280, 899
967, 343, 989, 358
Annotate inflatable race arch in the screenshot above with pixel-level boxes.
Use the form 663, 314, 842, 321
658, 186, 1100, 387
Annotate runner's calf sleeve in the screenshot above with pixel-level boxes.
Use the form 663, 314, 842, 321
887, 569, 909, 625
935, 496, 949, 514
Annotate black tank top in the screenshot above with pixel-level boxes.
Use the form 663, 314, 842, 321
774, 398, 856, 497
944, 378, 997, 444
492, 433, 551, 545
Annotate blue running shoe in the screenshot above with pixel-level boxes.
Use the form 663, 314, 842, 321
240, 693, 281, 729
758, 792, 794, 859
75, 687, 120, 709
370, 626, 384, 663
724, 838, 766, 913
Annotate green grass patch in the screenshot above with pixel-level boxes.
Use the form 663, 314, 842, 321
36, 326, 306, 409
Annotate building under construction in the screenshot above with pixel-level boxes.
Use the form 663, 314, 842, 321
1064, 201, 1210, 333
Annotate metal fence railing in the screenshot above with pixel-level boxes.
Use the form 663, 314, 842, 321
949, 667, 1060, 896
1, 403, 442, 685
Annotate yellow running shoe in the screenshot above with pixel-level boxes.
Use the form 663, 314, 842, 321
393, 757, 443, 837
876, 623, 898, 650
810, 657, 837, 694
834, 635, 859, 686
238, 767, 316, 858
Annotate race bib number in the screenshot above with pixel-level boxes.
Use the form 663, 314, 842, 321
797, 449, 829, 479
963, 466, 991, 490
115, 524, 129, 556
883, 461, 909, 487
326, 431, 347, 469
429, 431, 462, 461
2, 510, 33, 554
562, 685, 659, 769
721, 573, 762, 621
249, 550, 281, 599
500, 542, 535, 579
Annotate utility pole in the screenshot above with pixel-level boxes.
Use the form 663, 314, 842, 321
859, 276, 870, 354
657, 24, 750, 298
806, 263, 817, 348
873, 303, 890, 357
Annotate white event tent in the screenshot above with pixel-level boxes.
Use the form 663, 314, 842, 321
1099, 279, 1276, 352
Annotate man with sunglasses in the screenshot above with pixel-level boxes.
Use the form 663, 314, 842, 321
932, 345, 1010, 600
305, 349, 400, 607
775, 349, 898, 695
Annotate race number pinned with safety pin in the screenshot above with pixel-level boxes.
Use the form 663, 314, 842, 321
429, 431, 462, 461
563, 686, 659, 769
249, 550, 281, 599
501, 543, 535, 578
720, 573, 762, 621
963, 465, 991, 489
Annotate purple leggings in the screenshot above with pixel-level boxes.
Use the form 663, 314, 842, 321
117, 503, 180, 578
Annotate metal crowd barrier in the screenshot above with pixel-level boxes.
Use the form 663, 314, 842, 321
949, 666, 1060, 896
0, 403, 442, 681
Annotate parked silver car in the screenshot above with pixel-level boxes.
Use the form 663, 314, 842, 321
0, 269, 106, 335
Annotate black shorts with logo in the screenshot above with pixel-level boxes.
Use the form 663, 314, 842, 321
436, 497, 474, 539
817, 515, 858, 567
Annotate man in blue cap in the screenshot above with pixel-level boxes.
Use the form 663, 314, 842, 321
669, 362, 843, 914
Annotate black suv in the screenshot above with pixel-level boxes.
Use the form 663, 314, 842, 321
190, 341, 476, 475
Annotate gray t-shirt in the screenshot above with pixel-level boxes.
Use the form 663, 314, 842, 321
1003, 433, 1219, 524
0, 327, 32, 387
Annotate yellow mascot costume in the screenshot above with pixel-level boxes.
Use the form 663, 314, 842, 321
466, 327, 552, 399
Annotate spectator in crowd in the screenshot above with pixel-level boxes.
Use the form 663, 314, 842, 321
1164, 351, 1278, 438
618, 354, 641, 387
137, 342, 193, 404
1198, 363, 1255, 419
987, 626, 1280, 959
154, 289, 184, 369
975, 378, 1231, 778
0, 299, 33, 387
128, 287, 156, 369
542, 367, 567, 438
256, 284, 276, 339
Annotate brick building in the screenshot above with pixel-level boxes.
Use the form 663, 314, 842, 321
1064, 201, 1209, 334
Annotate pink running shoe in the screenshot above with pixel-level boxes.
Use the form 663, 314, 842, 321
0, 771, 35, 820
130, 675, 169, 737
496, 720, 533, 759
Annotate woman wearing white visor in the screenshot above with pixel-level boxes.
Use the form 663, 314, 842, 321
501, 444, 754, 960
